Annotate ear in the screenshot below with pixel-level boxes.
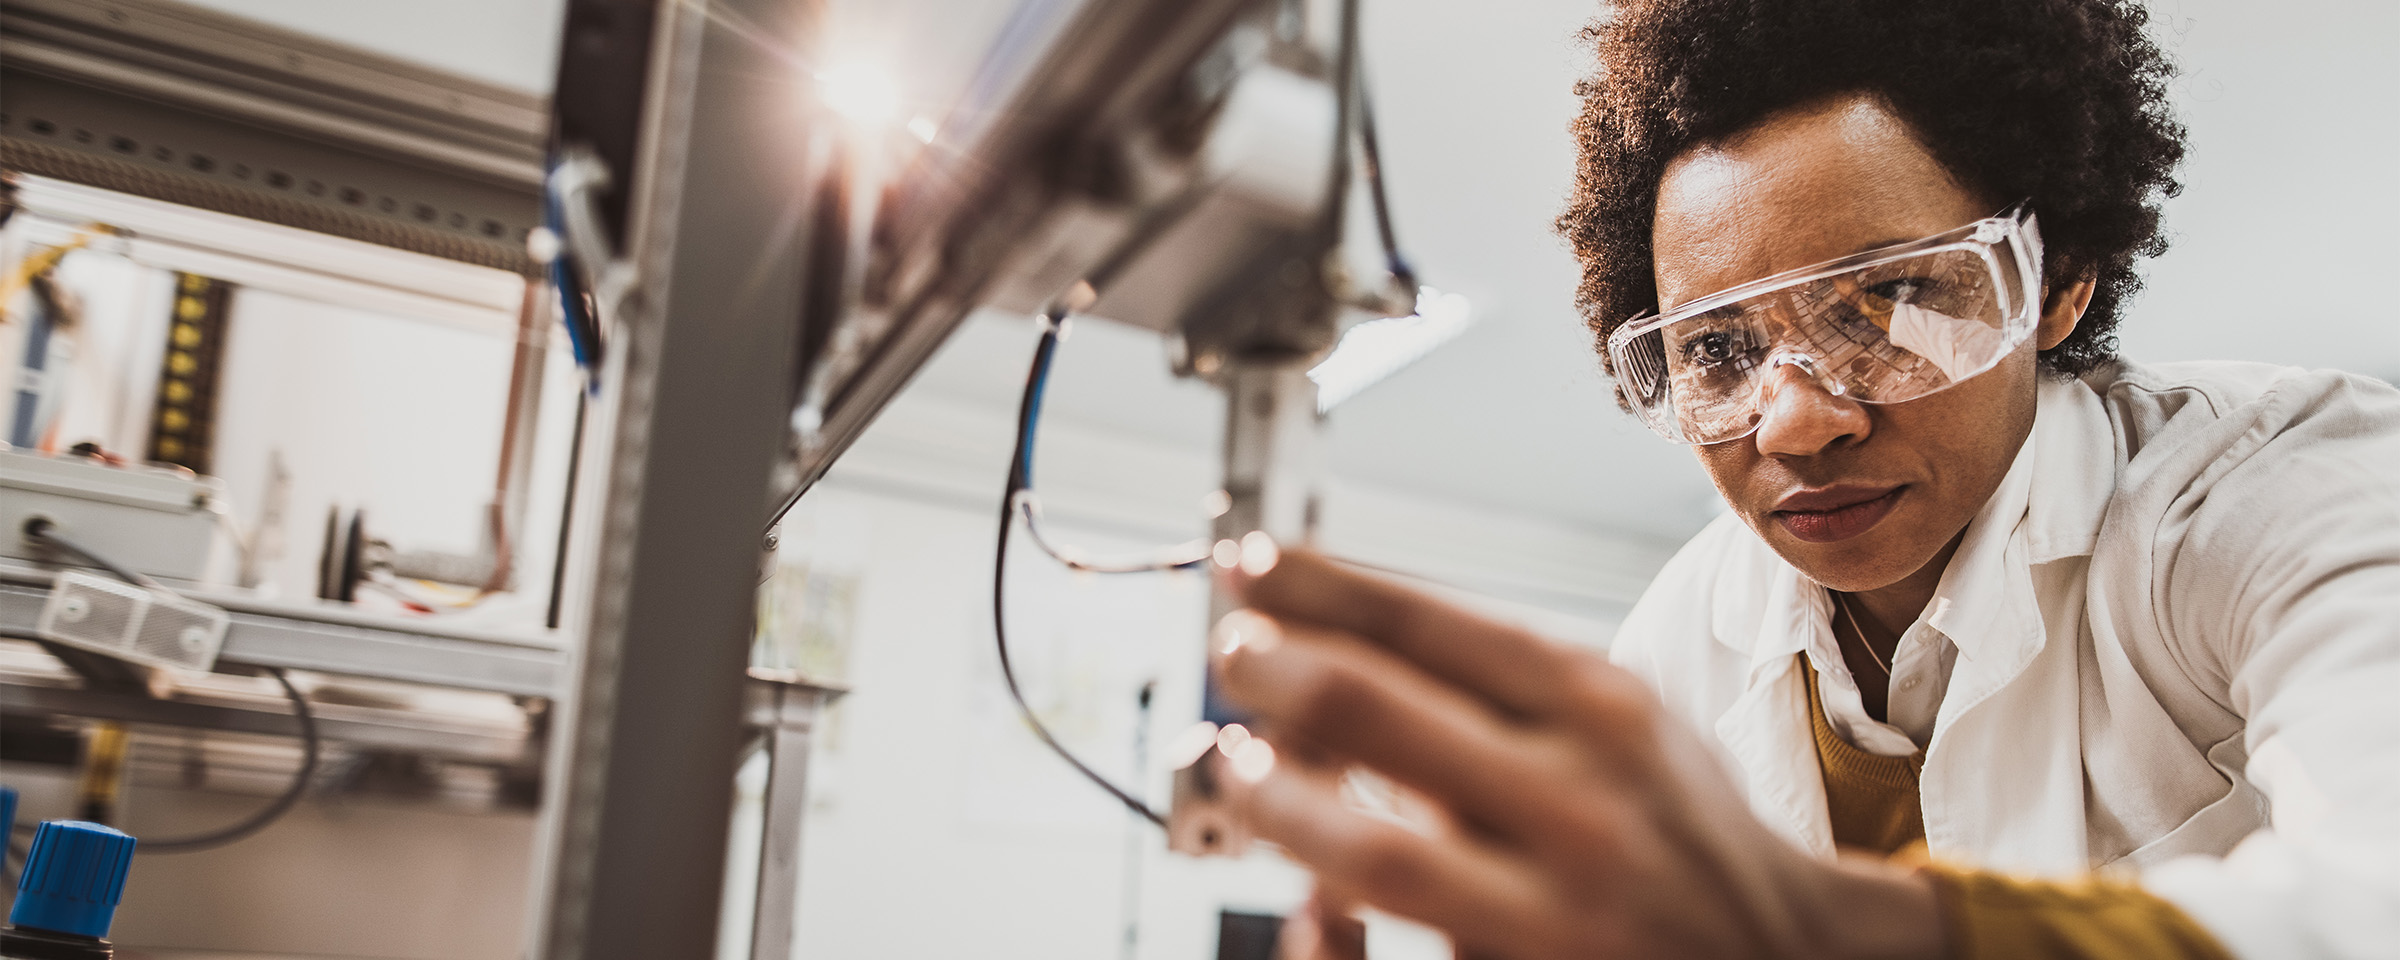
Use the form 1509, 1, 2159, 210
2036, 276, 2096, 351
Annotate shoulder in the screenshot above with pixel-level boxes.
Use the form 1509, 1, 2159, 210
1612, 511, 1769, 706
2090, 358, 2400, 528
2087, 359, 2400, 689
2089, 359, 2400, 537
2089, 358, 2400, 452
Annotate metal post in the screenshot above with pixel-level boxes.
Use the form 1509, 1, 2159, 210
1167, 360, 1320, 856
529, 0, 821, 955
745, 674, 838, 960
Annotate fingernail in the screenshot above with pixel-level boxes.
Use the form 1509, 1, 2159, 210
1229, 737, 1277, 782
1238, 531, 1279, 576
1214, 609, 1281, 655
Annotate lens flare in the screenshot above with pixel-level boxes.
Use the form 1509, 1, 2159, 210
817, 61, 900, 127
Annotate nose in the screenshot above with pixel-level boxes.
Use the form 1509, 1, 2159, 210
1751, 355, 1870, 457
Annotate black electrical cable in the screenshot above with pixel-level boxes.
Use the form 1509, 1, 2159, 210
137, 665, 317, 853
21, 517, 157, 589
987, 0, 1398, 826
995, 310, 1169, 827
1354, 80, 1417, 291
1013, 495, 1211, 575
546, 389, 589, 629
9, 525, 321, 853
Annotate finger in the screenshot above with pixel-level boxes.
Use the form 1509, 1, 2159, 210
1276, 891, 1367, 960
1241, 753, 1552, 959
1232, 550, 1649, 726
1217, 611, 1627, 844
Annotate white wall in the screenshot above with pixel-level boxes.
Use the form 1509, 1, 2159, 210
2124, 0, 2400, 380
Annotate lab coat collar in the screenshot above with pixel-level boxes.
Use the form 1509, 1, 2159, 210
2019, 374, 2113, 565
1709, 375, 2118, 857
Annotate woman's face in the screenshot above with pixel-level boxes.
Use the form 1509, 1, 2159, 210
1650, 94, 2080, 594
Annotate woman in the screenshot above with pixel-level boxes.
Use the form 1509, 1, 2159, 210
1209, 0, 2399, 956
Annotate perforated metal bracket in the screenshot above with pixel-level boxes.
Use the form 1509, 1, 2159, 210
35, 569, 230, 673
0, 0, 547, 273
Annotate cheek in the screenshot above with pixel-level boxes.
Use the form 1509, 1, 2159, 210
1692, 442, 1764, 511
1881, 358, 2039, 491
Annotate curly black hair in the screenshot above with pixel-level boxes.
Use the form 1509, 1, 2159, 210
1556, 0, 2186, 381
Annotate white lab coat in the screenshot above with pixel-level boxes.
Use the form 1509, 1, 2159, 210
1609, 360, 2400, 959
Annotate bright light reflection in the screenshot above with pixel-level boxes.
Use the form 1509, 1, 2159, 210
1212, 538, 1241, 569
1238, 530, 1280, 576
1230, 738, 1277, 783
1169, 721, 1221, 769
1309, 286, 1475, 412
817, 61, 900, 127
905, 116, 939, 143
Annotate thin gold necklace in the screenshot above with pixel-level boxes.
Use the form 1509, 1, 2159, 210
1833, 592, 1894, 677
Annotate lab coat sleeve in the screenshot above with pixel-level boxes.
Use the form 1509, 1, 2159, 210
1608, 511, 1756, 722
2135, 371, 2400, 960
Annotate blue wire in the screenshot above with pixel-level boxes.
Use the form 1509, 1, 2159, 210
994, 310, 1169, 826
543, 160, 602, 394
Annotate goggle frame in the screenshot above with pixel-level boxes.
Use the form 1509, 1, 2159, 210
1606, 203, 2045, 445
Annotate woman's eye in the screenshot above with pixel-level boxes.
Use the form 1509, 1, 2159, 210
1684, 330, 1741, 365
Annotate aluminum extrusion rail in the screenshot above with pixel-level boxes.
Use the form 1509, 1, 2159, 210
0, 572, 565, 698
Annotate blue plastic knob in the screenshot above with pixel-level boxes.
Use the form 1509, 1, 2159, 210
10, 821, 136, 938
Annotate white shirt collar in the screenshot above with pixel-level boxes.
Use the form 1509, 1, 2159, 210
1724, 374, 2117, 691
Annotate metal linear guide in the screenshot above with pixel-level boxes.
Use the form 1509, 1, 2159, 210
0, 644, 538, 766
0, 640, 839, 778
0, 0, 545, 273
0, 566, 565, 698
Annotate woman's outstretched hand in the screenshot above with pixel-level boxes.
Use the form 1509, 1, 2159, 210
1212, 548, 1946, 960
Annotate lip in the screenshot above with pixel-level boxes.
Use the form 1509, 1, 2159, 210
1772, 485, 1905, 543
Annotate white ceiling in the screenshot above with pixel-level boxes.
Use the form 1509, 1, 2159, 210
168, 0, 2400, 550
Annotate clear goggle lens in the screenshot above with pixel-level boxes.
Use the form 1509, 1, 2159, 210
1609, 209, 2041, 445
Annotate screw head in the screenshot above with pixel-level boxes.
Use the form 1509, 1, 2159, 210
179, 625, 211, 652
59, 596, 91, 622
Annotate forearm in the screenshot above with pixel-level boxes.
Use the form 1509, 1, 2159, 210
1922, 864, 2235, 960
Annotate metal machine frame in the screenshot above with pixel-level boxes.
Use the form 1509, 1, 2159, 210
2, 0, 838, 955
4, 0, 1368, 955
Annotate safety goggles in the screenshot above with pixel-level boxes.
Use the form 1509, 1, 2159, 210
1606, 204, 2044, 445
